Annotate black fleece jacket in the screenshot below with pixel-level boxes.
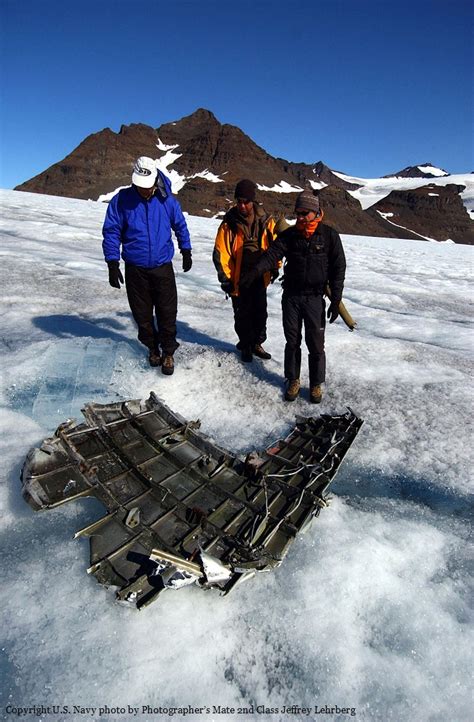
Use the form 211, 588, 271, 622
253, 222, 346, 302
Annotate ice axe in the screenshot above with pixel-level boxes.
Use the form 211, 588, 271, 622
273, 214, 357, 331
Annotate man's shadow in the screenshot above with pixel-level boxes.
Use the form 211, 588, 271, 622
32, 314, 131, 344
176, 320, 285, 390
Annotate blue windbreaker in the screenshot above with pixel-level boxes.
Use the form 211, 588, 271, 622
102, 171, 191, 268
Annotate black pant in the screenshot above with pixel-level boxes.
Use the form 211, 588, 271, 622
232, 278, 267, 350
125, 263, 179, 356
282, 294, 326, 385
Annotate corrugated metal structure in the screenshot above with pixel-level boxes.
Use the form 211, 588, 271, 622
22, 393, 363, 609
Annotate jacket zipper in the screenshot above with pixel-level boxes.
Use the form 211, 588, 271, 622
303, 236, 309, 292
145, 199, 151, 267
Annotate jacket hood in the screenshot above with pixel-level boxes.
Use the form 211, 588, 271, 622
155, 170, 172, 199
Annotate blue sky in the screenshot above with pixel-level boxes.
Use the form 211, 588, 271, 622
0, 0, 472, 189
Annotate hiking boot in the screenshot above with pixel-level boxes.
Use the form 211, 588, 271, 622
310, 385, 323, 404
149, 350, 161, 367
241, 346, 253, 362
161, 355, 174, 375
285, 379, 300, 401
254, 344, 271, 360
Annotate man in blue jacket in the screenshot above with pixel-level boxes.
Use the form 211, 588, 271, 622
102, 156, 192, 375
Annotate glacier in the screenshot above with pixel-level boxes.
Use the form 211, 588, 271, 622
0, 189, 472, 722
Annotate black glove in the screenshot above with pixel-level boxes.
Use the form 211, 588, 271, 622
182, 249, 192, 272
239, 268, 259, 290
220, 279, 233, 295
327, 300, 340, 324
107, 261, 124, 289
270, 268, 279, 284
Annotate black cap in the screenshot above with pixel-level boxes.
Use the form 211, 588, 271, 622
234, 179, 257, 202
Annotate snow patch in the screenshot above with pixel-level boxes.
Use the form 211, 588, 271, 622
96, 185, 129, 203
417, 164, 449, 177
308, 179, 327, 190
156, 137, 180, 152
187, 169, 224, 183
257, 180, 303, 193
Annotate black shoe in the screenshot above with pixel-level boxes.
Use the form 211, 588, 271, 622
241, 347, 253, 362
149, 350, 161, 367
161, 355, 174, 375
254, 344, 271, 360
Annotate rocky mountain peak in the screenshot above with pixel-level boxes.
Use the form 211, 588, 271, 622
13, 109, 472, 243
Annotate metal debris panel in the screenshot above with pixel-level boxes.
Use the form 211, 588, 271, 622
22, 393, 363, 609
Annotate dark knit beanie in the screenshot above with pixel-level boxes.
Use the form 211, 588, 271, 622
234, 179, 257, 201
295, 190, 320, 213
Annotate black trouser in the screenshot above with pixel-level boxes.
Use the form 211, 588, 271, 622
125, 262, 179, 356
231, 250, 268, 350
232, 278, 267, 349
282, 293, 326, 385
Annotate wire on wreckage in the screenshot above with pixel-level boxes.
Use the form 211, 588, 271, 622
263, 429, 345, 483
247, 477, 270, 545
251, 430, 349, 548
245, 418, 358, 550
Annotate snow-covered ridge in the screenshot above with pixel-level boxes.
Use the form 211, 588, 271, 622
333, 170, 474, 216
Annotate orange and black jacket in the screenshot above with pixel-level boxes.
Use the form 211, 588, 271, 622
213, 204, 277, 296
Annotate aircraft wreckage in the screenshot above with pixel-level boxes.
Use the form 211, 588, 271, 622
22, 393, 363, 609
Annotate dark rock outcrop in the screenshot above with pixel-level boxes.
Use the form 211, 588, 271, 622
367, 184, 474, 244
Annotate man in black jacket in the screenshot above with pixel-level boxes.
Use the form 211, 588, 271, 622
240, 189, 346, 403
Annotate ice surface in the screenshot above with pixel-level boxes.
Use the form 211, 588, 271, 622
0, 189, 472, 721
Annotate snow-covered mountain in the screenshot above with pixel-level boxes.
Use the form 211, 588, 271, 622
0, 189, 472, 721
383, 163, 450, 179
14, 109, 474, 243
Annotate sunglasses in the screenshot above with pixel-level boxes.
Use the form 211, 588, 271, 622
295, 210, 313, 217
236, 198, 253, 205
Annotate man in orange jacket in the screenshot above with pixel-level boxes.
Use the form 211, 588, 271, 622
213, 179, 278, 362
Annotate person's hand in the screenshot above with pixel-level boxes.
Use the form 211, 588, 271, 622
107, 261, 124, 289
239, 268, 259, 290
327, 300, 340, 323
182, 249, 192, 272
220, 279, 233, 295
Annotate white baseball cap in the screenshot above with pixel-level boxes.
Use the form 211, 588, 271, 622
132, 156, 158, 188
